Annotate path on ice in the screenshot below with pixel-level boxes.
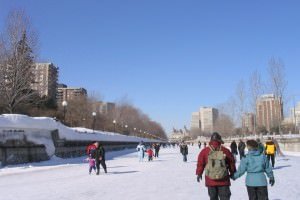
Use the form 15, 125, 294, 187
0, 146, 299, 200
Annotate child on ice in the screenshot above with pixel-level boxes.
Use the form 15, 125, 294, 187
233, 140, 275, 200
86, 155, 96, 175
146, 147, 154, 161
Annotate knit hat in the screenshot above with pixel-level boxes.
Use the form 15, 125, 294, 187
246, 140, 258, 150
210, 132, 224, 144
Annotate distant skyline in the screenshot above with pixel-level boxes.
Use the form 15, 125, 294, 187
1, 1, 300, 133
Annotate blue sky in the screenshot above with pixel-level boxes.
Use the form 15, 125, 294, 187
1, 1, 300, 133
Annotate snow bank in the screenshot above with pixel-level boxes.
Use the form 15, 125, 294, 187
0, 114, 161, 157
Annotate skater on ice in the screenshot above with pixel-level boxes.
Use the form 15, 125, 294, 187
136, 141, 146, 162
196, 132, 236, 200
232, 139, 275, 200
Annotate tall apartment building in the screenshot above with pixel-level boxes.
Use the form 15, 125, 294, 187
56, 85, 87, 104
242, 113, 255, 133
190, 112, 201, 130
256, 94, 283, 131
31, 63, 58, 100
291, 102, 300, 128
200, 107, 218, 133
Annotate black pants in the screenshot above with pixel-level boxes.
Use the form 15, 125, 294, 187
96, 160, 107, 174
148, 156, 153, 161
155, 150, 159, 158
183, 154, 187, 162
267, 154, 275, 168
208, 186, 231, 200
247, 186, 268, 200
239, 151, 245, 160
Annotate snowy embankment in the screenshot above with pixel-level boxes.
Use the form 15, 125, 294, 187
0, 114, 161, 156
0, 146, 299, 200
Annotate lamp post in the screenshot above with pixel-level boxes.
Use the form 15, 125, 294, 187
113, 120, 116, 132
92, 112, 96, 133
125, 124, 128, 135
133, 127, 136, 136
62, 100, 68, 123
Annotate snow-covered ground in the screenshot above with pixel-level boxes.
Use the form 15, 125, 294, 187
0, 146, 299, 200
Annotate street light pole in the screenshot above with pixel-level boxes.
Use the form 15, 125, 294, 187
125, 124, 128, 135
92, 112, 96, 133
113, 120, 116, 132
62, 100, 68, 123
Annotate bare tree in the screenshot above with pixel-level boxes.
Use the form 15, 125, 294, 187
0, 10, 38, 113
214, 113, 235, 136
268, 57, 287, 133
249, 70, 264, 134
235, 79, 247, 133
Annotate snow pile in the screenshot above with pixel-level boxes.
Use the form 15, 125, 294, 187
0, 114, 161, 156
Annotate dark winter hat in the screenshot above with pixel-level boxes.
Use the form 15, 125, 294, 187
246, 140, 258, 150
210, 132, 224, 144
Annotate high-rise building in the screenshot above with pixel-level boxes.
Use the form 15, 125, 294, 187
291, 102, 300, 128
256, 94, 283, 131
31, 63, 58, 101
242, 113, 255, 133
199, 107, 219, 133
191, 112, 201, 129
56, 86, 87, 104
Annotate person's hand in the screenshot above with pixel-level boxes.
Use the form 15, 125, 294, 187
197, 175, 202, 182
269, 178, 275, 186
230, 174, 235, 180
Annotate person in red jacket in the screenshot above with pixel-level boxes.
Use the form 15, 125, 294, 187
86, 141, 98, 158
196, 132, 236, 200
146, 147, 154, 161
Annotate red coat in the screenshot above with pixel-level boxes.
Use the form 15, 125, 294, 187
196, 141, 236, 187
86, 144, 97, 155
146, 149, 154, 157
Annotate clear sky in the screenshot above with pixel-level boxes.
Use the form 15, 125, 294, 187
0, 0, 300, 133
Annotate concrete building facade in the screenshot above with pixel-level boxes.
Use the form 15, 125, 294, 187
190, 112, 201, 129
56, 86, 87, 104
200, 107, 218, 133
31, 63, 58, 101
256, 94, 283, 131
242, 113, 255, 134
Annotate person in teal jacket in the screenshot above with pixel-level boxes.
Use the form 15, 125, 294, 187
232, 140, 275, 200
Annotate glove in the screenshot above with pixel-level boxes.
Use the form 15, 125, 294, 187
269, 178, 275, 186
197, 175, 202, 182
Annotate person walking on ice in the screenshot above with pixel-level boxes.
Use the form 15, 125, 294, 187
265, 137, 277, 168
86, 155, 96, 175
196, 132, 236, 200
232, 140, 275, 200
136, 141, 146, 162
180, 141, 188, 162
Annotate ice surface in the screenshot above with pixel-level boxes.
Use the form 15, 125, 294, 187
0, 146, 298, 200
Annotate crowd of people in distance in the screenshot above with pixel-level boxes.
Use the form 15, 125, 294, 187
136, 142, 161, 162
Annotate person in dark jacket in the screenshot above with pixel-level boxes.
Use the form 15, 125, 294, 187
180, 141, 188, 162
196, 132, 236, 200
95, 142, 107, 175
230, 140, 238, 161
154, 143, 160, 158
198, 141, 202, 149
238, 140, 246, 160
